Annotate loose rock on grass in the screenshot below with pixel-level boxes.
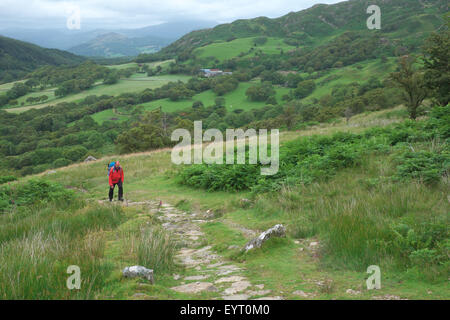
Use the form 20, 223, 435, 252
123, 266, 154, 284
243, 224, 286, 252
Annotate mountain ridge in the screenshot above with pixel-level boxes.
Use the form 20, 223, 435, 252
0, 35, 85, 83
157, 0, 448, 58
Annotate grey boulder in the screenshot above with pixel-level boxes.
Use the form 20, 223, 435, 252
244, 224, 286, 252
123, 266, 154, 283
84, 156, 97, 162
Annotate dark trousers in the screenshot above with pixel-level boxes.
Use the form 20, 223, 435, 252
109, 181, 123, 201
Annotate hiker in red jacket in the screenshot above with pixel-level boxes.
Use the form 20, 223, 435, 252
109, 161, 124, 202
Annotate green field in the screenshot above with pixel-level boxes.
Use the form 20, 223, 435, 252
4, 74, 190, 114
91, 109, 131, 124
306, 58, 398, 101
107, 59, 175, 70
89, 81, 290, 124
0, 80, 25, 93
88, 58, 398, 125
194, 37, 296, 63
141, 81, 290, 112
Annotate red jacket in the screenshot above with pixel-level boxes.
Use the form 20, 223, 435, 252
109, 166, 124, 186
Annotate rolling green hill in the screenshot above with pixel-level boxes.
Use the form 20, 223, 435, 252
193, 37, 296, 63
0, 36, 85, 84
68, 32, 173, 58
157, 0, 447, 59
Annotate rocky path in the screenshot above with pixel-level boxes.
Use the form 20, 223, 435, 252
100, 199, 406, 300
122, 200, 282, 300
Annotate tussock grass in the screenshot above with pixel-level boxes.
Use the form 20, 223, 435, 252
251, 155, 449, 279
121, 226, 176, 274
0, 186, 125, 299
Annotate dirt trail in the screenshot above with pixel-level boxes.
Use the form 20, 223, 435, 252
120, 199, 283, 300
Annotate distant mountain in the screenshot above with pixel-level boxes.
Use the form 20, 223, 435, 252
0, 20, 218, 57
0, 28, 107, 50
159, 0, 448, 57
0, 35, 84, 83
68, 32, 172, 58
118, 21, 218, 40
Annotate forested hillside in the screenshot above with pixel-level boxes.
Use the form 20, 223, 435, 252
143, 0, 447, 61
0, 36, 85, 84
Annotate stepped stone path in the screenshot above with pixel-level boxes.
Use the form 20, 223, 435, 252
109, 199, 283, 300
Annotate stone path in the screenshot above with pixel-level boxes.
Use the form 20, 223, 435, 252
98, 199, 410, 301
119, 199, 282, 300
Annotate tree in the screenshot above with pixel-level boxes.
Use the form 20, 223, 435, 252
294, 80, 316, 99
423, 25, 450, 106
63, 146, 88, 162
344, 107, 353, 124
390, 56, 428, 120
215, 97, 226, 107
104, 72, 119, 85
192, 101, 204, 109
246, 82, 275, 102
116, 110, 171, 153
282, 105, 297, 130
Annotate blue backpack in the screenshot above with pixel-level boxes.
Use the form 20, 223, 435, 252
107, 162, 116, 176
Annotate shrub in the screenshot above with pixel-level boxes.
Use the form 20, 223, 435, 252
63, 146, 88, 162
394, 150, 449, 185
53, 158, 72, 168
0, 179, 76, 213
0, 176, 17, 185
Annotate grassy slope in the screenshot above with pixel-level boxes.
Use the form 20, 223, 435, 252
29, 107, 449, 300
142, 81, 289, 111
307, 57, 398, 101
106, 59, 175, 70
194, 37, 296, 63
91, 81, 290, 124
89, 56, 397, 124
4, 74, 190, 114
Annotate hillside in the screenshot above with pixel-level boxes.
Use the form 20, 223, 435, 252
0, 36, 85, 84
0, 0, 448, 303
68, 32, 173, 58
157, 0, 447, 59
1, 106, 448, 300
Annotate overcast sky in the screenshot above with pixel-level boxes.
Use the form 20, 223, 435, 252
0, 0, 344, 30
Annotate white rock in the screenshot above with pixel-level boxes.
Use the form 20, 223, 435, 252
123, 266, 154, 283
346, 289, 361, 295
84, 156, 97, 162
223, 281, 251, 295
244, 224, 286, 252
215, 276, 246, 284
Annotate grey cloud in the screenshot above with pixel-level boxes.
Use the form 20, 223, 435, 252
0, 0, 343, 30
